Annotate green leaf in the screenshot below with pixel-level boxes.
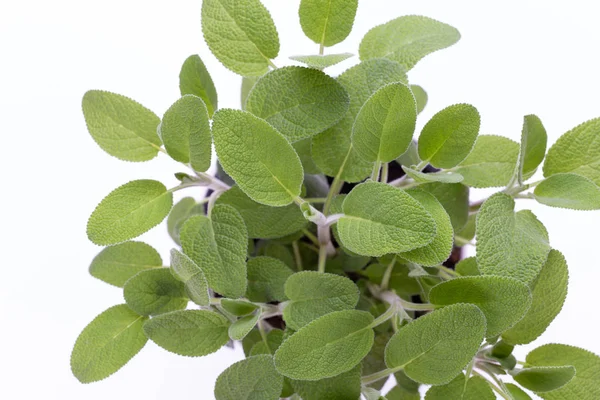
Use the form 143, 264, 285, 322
513, 366, 576, 393
274, 310, 374, 380
425, 373, 495, 399
312, 58, 407, 182
249, 329, 284, 356
299, 0, 358, 47
398, 189, 454, 266
385, 304, 486, 385
503, 250, 568, 345
87, 180, 173, 246
518, 114, 547, 183
527, 344, 600, 399
170, 249, 210, 306
123, 268, 187, 316
429, 276, 532, 337
81, 90, 161, 162
420, 182, 470, 231
534, 173, 600, 210
242, 329, 263, 356
402, 166, 464, 183
453, 135, 520, 188
228, 313, 260, 340
411, 85, 428, 114
290, 363, 361, 400
363, 263, 421, 298
505, 383, 533, 400
180, 204, 248, 298
217, 186, 307, 239
221, 298, 259, 316
455, 257, 480, 276
241, 75, 260, 109
283, 271, 360, 330
201, 0, 279, 76
455, 213, 476, 242
544, 117, 600, 185
158, 95, 211, 172
167, 197, 204, 245
215, 355, 283, 400
476, 193, 550, 285
258, 242, 297, 269
143, 309, 230, 356
289, 53, 353, 69
386, 386, 419, 400
71, 304, 148, 383
363, 332, 393, 390
247, 256, 293, 303
245, 66, 350, 142
352, 82, 417, 163
213, 109, 304, 206
359, 15, 460, 70
293, 138, 321, 174
89, 241, 162, 287
418, 104, 480, 169
179, 55, 218, 117
338, 181, 436, 256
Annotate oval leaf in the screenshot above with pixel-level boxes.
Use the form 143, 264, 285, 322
246, 256, 293, 303
213, 109, 304, 206
87, 180, 173, 246
179, 54, 218, 117
289, 53, 354, 69
534, 173, 600, 210
420, 182, 470, 231
170, 249, 210, 306
299, 0, 358, 47
513, 366, 576, 393
166, 197, 203, 246
123, 268, 188, 316
290, 363, 362, 400
228, 313, 260, 341
425, 373, 495, 400
215, 355, 283, 400
518, 114, 547, 183
221, 298, 259, 317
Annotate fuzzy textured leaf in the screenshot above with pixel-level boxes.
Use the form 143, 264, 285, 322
290, 53, 353, 69
215, 355, 283, 400
425, 374, 494, 399
143, 309, 230, 356
299, 0, 358, 47
221, 298, 259, 317
359, 15, 460, 70
420, 182, 469, 231
247, 256, 293, 303
179, 55, 218, 117
166, 197, 204, 246
123, 268, 187, 316
213, 109, 304, 206
180, 205, 248, 298
89, 241, 162, 287
385, 304, 486, 385
87, 180, 173, 246
170, 249, 210, 306
228, 313, 260, 341
455, 257, 480, 276
81, 90, 161, 162
411, 85, 428, 114
506, 383, 533, 400
290, 363, 361, 400
518, 114, 547, 183
71, 304, 148, 383
338, 181, 436, 256
534, 173, 600, 210
513, 366, 576, 393
402, 166, 464, 183
476, 193, 550, 285
201, 0, 279, 76
274, 310, 374, 380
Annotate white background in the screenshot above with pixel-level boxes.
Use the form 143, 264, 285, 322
1, 0, 600, 398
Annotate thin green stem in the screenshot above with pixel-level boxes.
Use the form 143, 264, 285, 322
361, 367, 402, 385
438, 265, 460, 278
472, 370, 511, 400
292, 241, 303, 271
324, 174, 344, 215
302, 229, 319, 246
317, 244, 327, 273
303, 197, 327, 203
257, 320, 271, 353
397, 297, 435, 311
381, 257, 396, 291
415, 160, 429, 171
371, 161, 382, 181
268, 59, 278, 69
319, 43, 324, 55
380, 162, 389, 183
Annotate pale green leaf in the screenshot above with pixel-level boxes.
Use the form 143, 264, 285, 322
143, 309, 230, 356
476, 193, 550, 285
454, 135, 520, 188
410, 85, 428, 114
123, 268, 187, 316
506, 383, 533, 400
338, 181, 436, 256
283, 271, 360, 330
386, 386, 419, 400
420, 182, 469, 231
396, 140, 421, 167
359, 15, 460, 70
221, 298, 259, 316
247, 256, 293, 303
534, 173, 600, 210
217, 186, 307, 239
398, 189, 454, 266
425, 373, 494, 399
312, 58, 407, 182
245, 66, 350, 142
385, 304, 486, 385
213, 109, 304, 206
293, 138, 321, 174
290, 363, 361, 400
170, 249, 210, 306
363, 387, 386, 400
179, 55, 218, 117
299, 0, 358, 47
402, 166, 464, 183
228, 313, 260, 340
201, 0, 279, 76
455, 213, 476, 242
352, 82, 417, 162
81, 90, 161, 162
249, 329, 284, 356
167, 197, 204, 245
513, 366, 575, 393
89, 241, 162, 287
527, 344, 600, 400
71, 304, 148, 383
241, 75, 260, 109
418, 104, 480, 168
455, 257, 479, 276
87, 180, 173, 246
503, 250, 568, 345
215, 355, 283, 400
180, 204, 248, 298
274, 310, 374, 380
158, 95, 211, 172
289, 53, 353, 69
518, 114, 547, 183
543, 117, 600, 185
429, 276, 532, 337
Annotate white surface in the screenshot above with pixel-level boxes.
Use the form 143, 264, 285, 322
1, 0, 600, 398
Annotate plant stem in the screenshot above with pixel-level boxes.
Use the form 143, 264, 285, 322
292, 241, 303, 271
369, 301, 399, 328
324, 174, 344, 215
397, 296, 435, 311
389, 174, 407, 187
319, 43, 324, 55
381, 257, 396, 291
371, 161, 382, 181
302, 229, 319, 246
472, 370, 512, 400
361, 367, 401, 385
268, 59, 278, 69
257, 320, 271, 353
317, 244, 328, 273
303, 197, 327, 203
438, 265, 460, 278
380, 162, 389, 183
